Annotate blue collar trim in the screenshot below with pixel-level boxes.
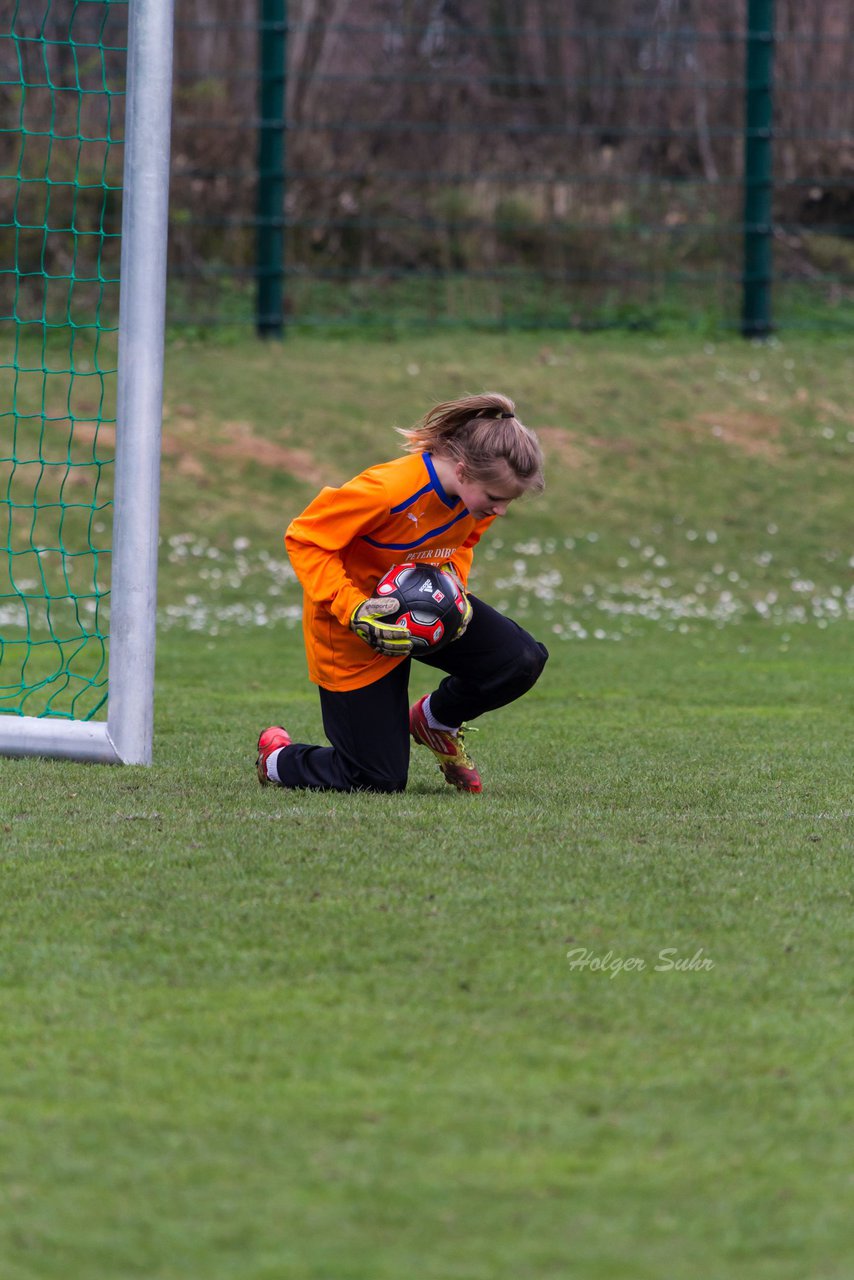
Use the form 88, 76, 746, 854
423, 453, 459, 509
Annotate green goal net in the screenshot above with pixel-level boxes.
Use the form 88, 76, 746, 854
1, 0, 127, 721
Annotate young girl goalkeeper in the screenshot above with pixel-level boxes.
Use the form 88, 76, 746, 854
256, 392, 548, 794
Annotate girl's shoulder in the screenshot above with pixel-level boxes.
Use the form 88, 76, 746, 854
352, 452, 428, 492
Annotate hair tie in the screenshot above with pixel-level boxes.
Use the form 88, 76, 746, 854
500, 411, 514, 418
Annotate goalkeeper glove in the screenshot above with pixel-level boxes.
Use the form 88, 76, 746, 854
441, 563, 473, 641
350, 597, 414, 657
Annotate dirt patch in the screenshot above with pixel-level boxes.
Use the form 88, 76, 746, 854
816, 397, 854, 425
162, 411, 332, 486
538, 426, 638, 470
538, 427, 592, 469
684, 411, 784, 461
208, 421, 330, 485
42, 412, 331, 486
43, 420, 114, 451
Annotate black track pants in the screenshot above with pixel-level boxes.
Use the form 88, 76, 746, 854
274, 596, 548, 792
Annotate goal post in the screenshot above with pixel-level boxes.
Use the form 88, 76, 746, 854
0, 0, 174, 765
106, 0, 175, 765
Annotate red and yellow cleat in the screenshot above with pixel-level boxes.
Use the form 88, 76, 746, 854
256, 725, 292, 786
409, 695, 482, 794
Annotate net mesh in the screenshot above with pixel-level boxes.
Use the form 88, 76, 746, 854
1, 0, 127, 721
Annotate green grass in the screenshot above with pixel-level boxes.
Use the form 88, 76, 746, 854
1, 331, 853, 1277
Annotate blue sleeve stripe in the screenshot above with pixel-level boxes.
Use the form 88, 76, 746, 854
362, 508, 470, 550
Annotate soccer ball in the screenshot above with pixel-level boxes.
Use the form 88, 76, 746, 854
374, 562, 467, 652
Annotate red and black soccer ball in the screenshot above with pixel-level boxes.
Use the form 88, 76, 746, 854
374, 562, 468, 652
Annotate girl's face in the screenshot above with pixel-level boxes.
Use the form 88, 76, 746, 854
451, 460, 525, 520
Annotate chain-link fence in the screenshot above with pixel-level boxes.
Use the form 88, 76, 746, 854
6, 1, 854, 335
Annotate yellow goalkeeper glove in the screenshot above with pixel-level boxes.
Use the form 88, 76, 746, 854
350, 597, 414, 657
440, 563, 473, 641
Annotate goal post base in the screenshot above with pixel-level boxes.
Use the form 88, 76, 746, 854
0, 717, 126, 766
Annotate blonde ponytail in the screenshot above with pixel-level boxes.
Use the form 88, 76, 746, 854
398, 392, 544, 492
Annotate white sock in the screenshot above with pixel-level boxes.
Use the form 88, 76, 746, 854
266, 747, 284, 781
423, 694, 459, 736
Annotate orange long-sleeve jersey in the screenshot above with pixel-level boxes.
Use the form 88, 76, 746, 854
285, 452, 494, 690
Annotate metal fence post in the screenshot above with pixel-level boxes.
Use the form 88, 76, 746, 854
741, 0, 775, 338
256, 0, 286, 337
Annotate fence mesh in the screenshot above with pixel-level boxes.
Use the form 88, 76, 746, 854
1, 0, 126, 721
5, 6, 854, 351
165, 2, 854, 334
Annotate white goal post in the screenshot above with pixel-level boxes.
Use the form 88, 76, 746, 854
0, 0, 174, 766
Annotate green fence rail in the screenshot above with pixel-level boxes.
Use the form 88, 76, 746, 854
6, 1, 854, 335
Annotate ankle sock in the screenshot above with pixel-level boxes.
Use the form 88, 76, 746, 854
266, 748, 284, 781
423, 695, 459, 736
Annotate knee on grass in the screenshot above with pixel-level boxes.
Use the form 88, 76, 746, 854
347, 766, 408, 795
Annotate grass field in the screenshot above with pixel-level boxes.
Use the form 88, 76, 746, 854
1, 332, 852, 1279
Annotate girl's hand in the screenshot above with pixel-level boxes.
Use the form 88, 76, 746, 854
454, 592, 474, 640
350, 598, 414, 656
441, 563, 473, 641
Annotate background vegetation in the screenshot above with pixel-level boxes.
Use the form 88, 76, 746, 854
4, 1, 854, 330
